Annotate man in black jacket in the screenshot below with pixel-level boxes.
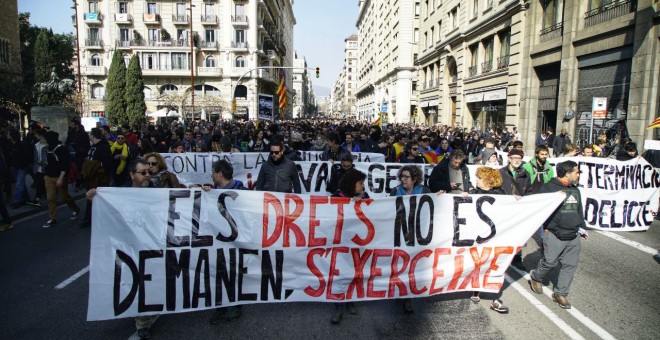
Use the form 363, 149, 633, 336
529, 160, 588, 309
255, 140, 301, 194
428, 149, 473, 193
498, 149, 530, 196
79, 128, 113, 227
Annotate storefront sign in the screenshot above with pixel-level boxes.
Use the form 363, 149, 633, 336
465, 93, 484, 103
483, 89, 507, 101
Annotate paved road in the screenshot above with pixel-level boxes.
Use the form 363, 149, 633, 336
0, 198, 658, 339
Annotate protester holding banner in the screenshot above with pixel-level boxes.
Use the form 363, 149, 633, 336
616, 142, 639, 161
327, 153, 354, 194
530, 160, 588, 310
330, 168, 369, 323
255, 140, 301, 193
399, 141, 426, 164
428, 149, 473, 194
389, 165, 432, 313
144, 152, 180, 189
498, 149, 530, 197
321, 132, 351, 162
522, 145, 554, 194
110, 133, 130, 187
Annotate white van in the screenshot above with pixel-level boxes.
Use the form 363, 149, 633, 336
81, 117, 108, 132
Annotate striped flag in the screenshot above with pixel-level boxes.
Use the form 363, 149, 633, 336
373, 114, 382, 128
647, 116, 660, 129
276, 69, 287, 109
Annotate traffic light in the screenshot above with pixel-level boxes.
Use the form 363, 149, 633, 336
315, 67, 320, 78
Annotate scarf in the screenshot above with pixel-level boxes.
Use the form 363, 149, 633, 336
396, 184, 424, 196
110, 142, 129, 174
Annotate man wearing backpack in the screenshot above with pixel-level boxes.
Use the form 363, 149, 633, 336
43, 131, 80, 228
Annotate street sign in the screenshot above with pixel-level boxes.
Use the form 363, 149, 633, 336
381, 104, 388, 112
592, 97, 607, 119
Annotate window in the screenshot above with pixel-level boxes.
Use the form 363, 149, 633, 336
486, 0, 494, 9
450, 6, 459, 29
171, 53, 186, 69
148, 29, 158, 43
160, 84, 178, 94
235, 3, 245, 19
484, 37, 493, 63
119, 28, 130, 42
542, 0, 561, 29
235, 56, 245, 68
415, 2, 420, 16
143, 87, 153, 99
205, 56, 216, 67
431, 27, 435, 44
90, 54, 101, 66
177, 29, 187, 42
423, 32, 428, 49
469, 44, 478, 76
235, 30, 245, 43
205, 29, 215, 42
143, 53, 156, 70
88, 28, 100, 42
91, 84, 104, 99
472, 0, 479, 18
176, 3, 186, 17
205, 3, 214, 16
117, 2, 128, 13
499, 30, 511, 57
146, 2, 157, 14
414, 28, 419, 43
88, 1, 98, 13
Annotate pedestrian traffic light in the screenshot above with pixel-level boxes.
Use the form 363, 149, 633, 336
315, 67, 320, 78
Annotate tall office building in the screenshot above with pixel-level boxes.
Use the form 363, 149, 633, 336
73, 0, 295, 121
356, 0, 419, 123
292, 51, 311, 119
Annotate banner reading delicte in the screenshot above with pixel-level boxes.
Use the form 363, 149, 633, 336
87, 189, 564, 320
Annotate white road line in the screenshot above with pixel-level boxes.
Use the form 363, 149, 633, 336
509, 266, 617, 340
505, 274, 585, 340
595, 231, 659, 257
54, 266, 89, 290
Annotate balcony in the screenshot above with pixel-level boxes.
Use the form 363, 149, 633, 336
481, 60, 493, 73
197, 67, 222, 77
115, 40, 132, 49
84, 66, 107, 76
199, 41, 218, 50
231, 15, 248, 25
201, 15, 218, 25
71, 15, 76, 26
85, 39, 103, 49
84, 12, 102, 24
258, 69, 275, 83
539, 22, 563, 42
115, 13, 132, 24
172, 14, 189, 25
142, 65, 190, 77
584, 0, 635, 28
143, 13, 161, 24
231, 41, 249, 49
146, 39, 192, 48
497, 55, 510, 70
266, 49, 279, 63
468, 65, 478, 77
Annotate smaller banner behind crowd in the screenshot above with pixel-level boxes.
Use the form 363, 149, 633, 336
164, 153, 659, 232
88, 189, 565, 320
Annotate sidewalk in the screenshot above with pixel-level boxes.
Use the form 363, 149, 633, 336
3, 175, 86, 222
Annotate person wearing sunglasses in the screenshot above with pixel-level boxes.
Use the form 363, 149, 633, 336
143, 152, 180, 188
388, 165, 432, 313
255, 139, 301, 193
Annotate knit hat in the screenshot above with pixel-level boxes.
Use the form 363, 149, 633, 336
481, 148, 497, 165
508, 149, 524, 157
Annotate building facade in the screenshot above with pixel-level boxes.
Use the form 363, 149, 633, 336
292, 51, 310, 119
0, 0, 22, 82
356, 0, 419, 123
332, 34, 358, 119
519, 0, 660, 150
74, 0, 295, 121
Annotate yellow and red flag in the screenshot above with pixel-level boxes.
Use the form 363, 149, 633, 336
647, 116, 660, 129
373, 114, 382, 128
276, 69, 287, 109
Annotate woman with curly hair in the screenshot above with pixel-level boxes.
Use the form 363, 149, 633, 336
143, 152, 181, 188
329, 168, 369, 324
467, 166, 508, 313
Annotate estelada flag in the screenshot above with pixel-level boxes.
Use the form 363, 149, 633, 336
423, 151, 442, 164
647, 117, 660, 129
373, 115, 381, 128
276, 69, 287, 109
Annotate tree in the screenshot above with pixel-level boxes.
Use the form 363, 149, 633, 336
106, 51, 126, 125
124, 55, 146, 129
33, 31, 55, 85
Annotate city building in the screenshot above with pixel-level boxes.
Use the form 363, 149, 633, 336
0, 0, 22, 82
331, 34, 358, 119
519, 0, 660, 150
292, 51, 310, 119
356, 0, 419, 123
73, 0, 295, 121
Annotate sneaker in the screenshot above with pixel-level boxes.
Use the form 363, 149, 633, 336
403, 299, 414, 314
331, 307, 343, 324
0, 223, 14, 232
43, 219, 56, 228
137, 327, 150, 340
529, 270, 543, 294
70, 211, 80, 219
552, 293, 571, 309
209, 308, 227, 324
346, 302, 357, 315
471, 292, 481, 303
26, 200, 41, 207
490, 299, 509, 314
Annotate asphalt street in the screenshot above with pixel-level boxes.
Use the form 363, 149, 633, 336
0, 197, 659, 340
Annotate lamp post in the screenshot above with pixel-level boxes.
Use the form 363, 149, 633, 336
72, 0, 83, 115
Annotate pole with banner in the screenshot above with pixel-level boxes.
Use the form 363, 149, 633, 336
590, 97, 607, 143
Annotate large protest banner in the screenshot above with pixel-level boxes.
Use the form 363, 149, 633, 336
87, 188, 565, 320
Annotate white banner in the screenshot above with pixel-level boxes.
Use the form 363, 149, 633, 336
87, 189, 565, 320
163, 154, 659, 231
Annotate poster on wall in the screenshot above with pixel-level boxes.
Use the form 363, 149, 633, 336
257, 94, 274, 121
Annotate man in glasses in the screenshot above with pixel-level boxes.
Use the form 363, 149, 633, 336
86, 159, 156, 339
255, 139, 301, 194
530, 160, 588, 310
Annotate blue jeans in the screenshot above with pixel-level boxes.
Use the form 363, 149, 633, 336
10, 167, 30, 204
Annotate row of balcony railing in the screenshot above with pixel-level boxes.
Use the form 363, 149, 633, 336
74, 12, 226, 26
85, 39, 249, 50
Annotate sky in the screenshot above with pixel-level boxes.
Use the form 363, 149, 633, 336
17, 0, 358, 95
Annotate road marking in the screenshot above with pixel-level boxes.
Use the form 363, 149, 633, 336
505, 274, 585, 340
509, 266, 617, 340
595, 231, 659, 257
55, 266, 89, 289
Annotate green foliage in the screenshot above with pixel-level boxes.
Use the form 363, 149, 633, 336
33, 31, 54, 84
160, 29, 171, 42
106, 52, 127, 125
124, 55, 146, 129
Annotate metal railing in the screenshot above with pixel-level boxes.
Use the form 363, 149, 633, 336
85, 39, 103, 47
232, 15, 248, 23
468, 65, 478, 77
481, 60, 493, 73
497, 55, 510, 69
115, 40, 131, 48
201, 15, 218, 24
147, 39, 191, 47
199, 41, 217, 49
231, 41, 248, 48
114, 13, 132, 22
172, 14, 189, 23
539, 22, 563, 42
584, 0, 635, 27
